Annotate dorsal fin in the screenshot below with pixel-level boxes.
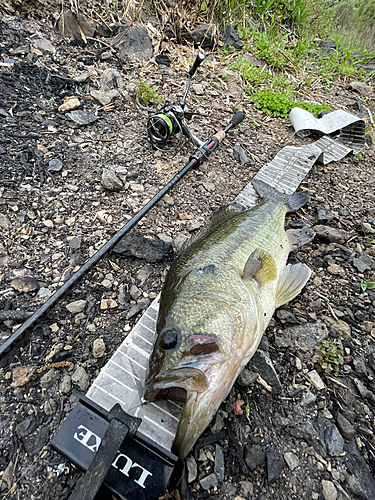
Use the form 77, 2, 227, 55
251, 178, 309, 212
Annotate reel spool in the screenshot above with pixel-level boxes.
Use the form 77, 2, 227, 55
147, 111, 181, 148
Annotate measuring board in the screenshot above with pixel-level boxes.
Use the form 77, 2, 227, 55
86, 110, 365, 454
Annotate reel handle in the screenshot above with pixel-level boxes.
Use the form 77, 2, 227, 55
189, 52, 205, 77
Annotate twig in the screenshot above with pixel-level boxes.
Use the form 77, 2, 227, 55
366, 106, 374, 125
256, 375, 272, 393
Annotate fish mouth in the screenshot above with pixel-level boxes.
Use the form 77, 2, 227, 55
144, 367, 219, 459
144, 367, 208, 402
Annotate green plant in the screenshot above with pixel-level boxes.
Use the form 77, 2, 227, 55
360, 281, 375, 292
294, 101, 331, 117
314, 340, 344, 376
137, 82, 164, 108
248, 90, 295, 117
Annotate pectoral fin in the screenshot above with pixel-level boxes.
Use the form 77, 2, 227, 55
242, 249, 278, 287
275, 263, 311, 308
287, 227, 315, 250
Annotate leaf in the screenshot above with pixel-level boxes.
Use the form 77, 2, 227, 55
361, 281, 375, 291
201, 1, 206, 11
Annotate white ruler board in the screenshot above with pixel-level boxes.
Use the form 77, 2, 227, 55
86, 111, 365, 452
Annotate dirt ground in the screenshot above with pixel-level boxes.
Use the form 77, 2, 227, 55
1, 11, 375, 500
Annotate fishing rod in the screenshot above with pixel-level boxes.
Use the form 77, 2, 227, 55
0, 110, 244, 367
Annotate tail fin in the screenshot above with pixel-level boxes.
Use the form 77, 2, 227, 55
251, 178, 309, 212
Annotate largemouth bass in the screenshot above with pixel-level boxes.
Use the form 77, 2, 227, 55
144, 179, 313, 458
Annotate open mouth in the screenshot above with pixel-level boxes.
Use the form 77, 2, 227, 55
144, 386, 187, 402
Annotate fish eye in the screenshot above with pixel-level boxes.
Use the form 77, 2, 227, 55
160, 329, 180, 350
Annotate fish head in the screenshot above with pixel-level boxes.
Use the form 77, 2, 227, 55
144, 268, 261, 457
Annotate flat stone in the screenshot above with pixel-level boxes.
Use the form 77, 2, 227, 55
306, 370, 325, 390
222, 25, 243, 51
48, 159, 63, 172
130, 285, 142, 301
322, 480, 337, 500
301, 389, 317, 407
322, 315, 351, 340
10, 365, 36, 388
117, 27, 153, 62
69, 237, 82, 250
40, 368, 60, 389
214, 444, 225, 481
58, 99, 80, 112
316, 206, 334, 222
186, 219, 202, 232
289, 422, 323, 449
239, 481, 253, 497
102, 168, 123, 191
349, 81, 372, 96
126, 303, 143, 319
275, 320, 328, 351
66, 110, 97, 126
186, 455, 197, 483
237, 368, 259, 387
266, 450, 284, 485
245, 445, 266, 470
284, 451, 299, 471
100, 68, 124, 91
325, 424, 344, 456
200, 472, 219, 490
16, 415, 38, 438
66, 299, 87, 314
173, 232, 188, 251
92, 338, 105, 358
192, 83, 204, 95
0, 213, 10, 230
113, 233, 173, 263
336, 413, 355, 439
313, 225, 351, 243
100, 298, 118, 310
276, 309, 299, 324
11, 276, 39, 293
91, 89, 119, 106
71, 365, 90, 391
233, 144, 249, 165
247, 349, 282, 393
353, 255, 375, 272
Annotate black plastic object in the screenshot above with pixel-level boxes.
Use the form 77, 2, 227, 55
52, 396, 177, 500
155, 54, 171, 67
229, 110, 244, 126
188, 52, 205, 77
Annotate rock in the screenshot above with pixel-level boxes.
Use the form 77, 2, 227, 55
200, 472, 219, 490
266, 450, 284, 485
343, 439, 375, 498
186, 455, 197, 483
318, 40, 336, 51
361, 221, 374, 233
240, 481, 253, 497
327, 263, 346, 276
237, 368, 259, 387
16, 416, 38, 438
325, 424, 344, 456
275, 320, 328, 351
117, 27, 153, 61
58, 99, 80, 112
241, 53, 263, 66
66, 299, 87, 314
349, 81, 372, 96
71, 365, 90, 391
100, 68, 124, 91
247, 349, 282, 393
44, 398, 57, 415
40, 368, 60, 390
23, 424, 50, 455
217, 68, 239, 89
100, 298, 118, 310
130, 285, 142, 301
316, 206, 334, 222
202, 182, 215, 192
289, 422, 324, 449
186, 219, 202, 232
58, 10, 96, 37
66, 110, 97, 126
48, 159, 63, 172
313, 225, 351, 243
11, 276, 39, 292
10, 364, 36, 388
222, 25, 244, 51
69, 237, 82, 250
114, 233, 173, 262
353, 254, 375, 272
322, 315, 351, 340
233, 144, 249, 165
181, 24, 214, 48
306, 370, 325, 390
0, 248, 8, 267
245, 445, 266, 470
137, 265, 154, 284
284, 451, 299, 471
126, 304, 143, 319
276, 309, 299, 324
173, 232, 188, 251
60, 374, 72, 394
102, 168, 123, 191
322, 480, 337, 500
38, 287, 52, 300
92, 338, 105, 358
192, 83, 204, 95
90, 89, 119, 106
301, 390, 317, 407
214, 444, 225, 481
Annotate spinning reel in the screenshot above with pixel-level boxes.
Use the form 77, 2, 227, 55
147, 53, 206, 149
